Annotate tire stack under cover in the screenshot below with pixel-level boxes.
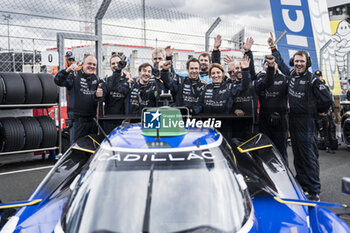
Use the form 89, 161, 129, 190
0, 116, 57, 152
0, 72, 58, 104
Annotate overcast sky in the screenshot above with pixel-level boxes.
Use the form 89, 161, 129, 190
126, 0, 347, 30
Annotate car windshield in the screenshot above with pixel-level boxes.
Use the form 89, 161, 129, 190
64, 143, 251, 233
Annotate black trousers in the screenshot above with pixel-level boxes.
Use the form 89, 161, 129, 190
317, 114, 337, 150
69, 117, 97, 144
289, 115, 320, 195
232, 118, 256, 142
259, 113, 288, 164
102, 120, 123, 135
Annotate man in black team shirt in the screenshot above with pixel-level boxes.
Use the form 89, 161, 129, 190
255, 54, 289, 164
271, 34, 332, 201
100, 54, 132, 134
162, 58, 205, 114
121, 62, 171, 114
54, 55, 102, 144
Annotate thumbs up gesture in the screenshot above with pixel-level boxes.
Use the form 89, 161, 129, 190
96, 83, 103, 98
66, 61, 78, 73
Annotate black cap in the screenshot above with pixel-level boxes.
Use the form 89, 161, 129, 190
315, 70, 322, 76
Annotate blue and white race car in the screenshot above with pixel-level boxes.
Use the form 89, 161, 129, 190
1, 107, 349, 233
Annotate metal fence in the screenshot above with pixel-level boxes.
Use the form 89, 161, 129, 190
0, 0, 273, 79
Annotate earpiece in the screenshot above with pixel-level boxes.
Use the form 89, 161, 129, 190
289, 51, 312, 68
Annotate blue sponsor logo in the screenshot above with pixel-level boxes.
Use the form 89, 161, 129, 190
143, 110, 161, 129
270, 0, 319, 72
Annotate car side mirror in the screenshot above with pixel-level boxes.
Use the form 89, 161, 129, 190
342, 177, 350, 195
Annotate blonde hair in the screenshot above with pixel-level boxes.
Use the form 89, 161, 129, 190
152, 48, 165, 58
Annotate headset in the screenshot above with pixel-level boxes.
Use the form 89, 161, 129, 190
289, 50, 312, 68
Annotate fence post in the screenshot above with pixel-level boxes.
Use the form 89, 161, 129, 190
12, 52, 15, 72
131, 50, 138, 77
21, 40, 24, 72
95, 0, 112, 79
32, 39, 35, 73
205, 17, 221, 52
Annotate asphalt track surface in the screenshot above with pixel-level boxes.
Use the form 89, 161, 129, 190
0, 142, 349, 226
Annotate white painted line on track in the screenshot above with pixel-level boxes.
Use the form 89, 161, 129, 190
0, 166, 54, 176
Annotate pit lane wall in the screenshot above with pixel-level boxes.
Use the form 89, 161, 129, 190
270, 0, 341, 95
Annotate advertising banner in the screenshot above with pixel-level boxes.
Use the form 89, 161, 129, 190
270, 0, 341, 94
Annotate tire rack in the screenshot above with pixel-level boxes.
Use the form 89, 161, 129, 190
0, 103, 61, 163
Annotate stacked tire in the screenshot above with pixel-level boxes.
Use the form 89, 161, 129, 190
0, 116, 57, 152
0, 73, 58, 104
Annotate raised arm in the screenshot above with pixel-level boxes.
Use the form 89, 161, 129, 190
239, 55, 251, 91
268, 32, 291, 77
54, 62, 79, 89
243, 37, 257, 80
255, 55, 277, 92
212, 34, 222, 64
160, 60, 180, 93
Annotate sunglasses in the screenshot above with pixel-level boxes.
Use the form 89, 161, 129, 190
228, 71, 235, 75
68, 59, 75, 61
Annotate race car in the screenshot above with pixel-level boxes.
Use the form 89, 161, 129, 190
1, 107, 350, 233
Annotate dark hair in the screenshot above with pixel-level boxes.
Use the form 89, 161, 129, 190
294, 50, 309, 59
198, 52, 212, 63
138, 62, 152, 72
209, 63, 225, 77
289, 50, 312, 68
186, 58, 200, 69
109, 54, 122, 64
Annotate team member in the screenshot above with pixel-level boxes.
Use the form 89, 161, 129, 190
50, 51, 80, 76
199, 63, 233, 113
122, 62, 171, 114
162, 58, 205, 114
230, 56, 257, 141
255, 53, 289, 163
314, 70, 337, 153
102, 54, 131, 134
54, 55, 101, 144
126, 63, 155, 113
273, 44, 332, 201
199, 57, 250, 114
198, 58, 250, 139
148, 47, 173, 106
227, 62, 237, 83
151, 48, 165, 80
174, 35, 222, 84
223, 37, 258, 140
